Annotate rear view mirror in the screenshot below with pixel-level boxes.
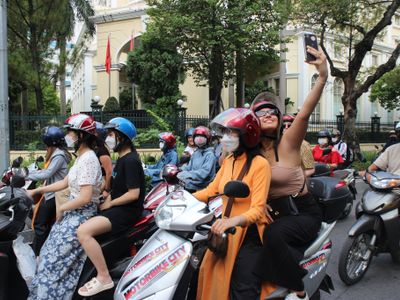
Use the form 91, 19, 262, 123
223, 181, 250, 198
10, 175, 26, 188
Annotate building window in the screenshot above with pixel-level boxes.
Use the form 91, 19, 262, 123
274, 78, 280, 96
372, 54, 378, 66
310, 74, 321, 123
333, 78, 343, 117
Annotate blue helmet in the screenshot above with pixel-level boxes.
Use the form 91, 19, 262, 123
95, 121, 107, 141
185, 128, 195, 139
104, 117, 137, 140
41, 126, 65, 147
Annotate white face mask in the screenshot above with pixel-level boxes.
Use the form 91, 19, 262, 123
221, 134, 239, 152
331, 137, 338, 143
194, 136, 207, 148
318, 138, 328, 146
159, 141, 165, 150
65, 134, 77, 148
105, 136, 116, 150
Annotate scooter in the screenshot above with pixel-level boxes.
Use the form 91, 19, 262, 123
338, 171, 400, 285
0, 164, 178, 300
115, 176, 346, 300
0, 173, 33, 300
313, 163, 357, 218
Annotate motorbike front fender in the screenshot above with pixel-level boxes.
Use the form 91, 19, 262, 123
348, 214, 380, 237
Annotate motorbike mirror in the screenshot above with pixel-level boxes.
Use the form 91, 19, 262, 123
11, 156, 23, 168
10, 175, 26, 188
223, 181, 250, 198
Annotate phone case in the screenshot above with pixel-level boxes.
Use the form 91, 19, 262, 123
304, 33, 318, 61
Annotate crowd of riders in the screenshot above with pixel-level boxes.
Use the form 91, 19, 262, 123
18, 45, 399, 300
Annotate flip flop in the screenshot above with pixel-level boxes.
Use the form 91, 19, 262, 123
78, 277, 114, 297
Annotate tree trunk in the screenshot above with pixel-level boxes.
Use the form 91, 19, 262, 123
209, 44, 224, 118
235, 49, 245, 107
342, 77, 360, 153
21, 89, 28, 129
58, 37, 67, 115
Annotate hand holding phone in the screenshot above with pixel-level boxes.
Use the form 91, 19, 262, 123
304, 33, 319, 62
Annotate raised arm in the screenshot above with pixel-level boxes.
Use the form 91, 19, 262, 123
284, 47, 328, 151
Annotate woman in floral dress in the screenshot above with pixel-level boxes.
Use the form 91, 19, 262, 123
28, 113, 102, 300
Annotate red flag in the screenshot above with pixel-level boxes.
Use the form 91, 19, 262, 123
105, 36, 111, 74
129, 34, 134, 51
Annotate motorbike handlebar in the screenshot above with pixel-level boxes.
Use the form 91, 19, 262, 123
197, 224, 236, 235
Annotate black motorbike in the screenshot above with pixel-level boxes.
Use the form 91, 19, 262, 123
0, 173, 33, 300
338, 171, 400, 285
313, 163, 356, 218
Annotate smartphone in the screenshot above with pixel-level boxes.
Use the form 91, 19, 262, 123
304, 33, 318, 61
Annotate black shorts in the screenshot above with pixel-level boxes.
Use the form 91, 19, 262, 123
98, 206, 142, 235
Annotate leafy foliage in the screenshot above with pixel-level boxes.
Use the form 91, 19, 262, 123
146, 0, 290, 116
126, 26, 184, 108
103, 97, 120, 112
370, 67, 400, 111
119, 89, 133, 111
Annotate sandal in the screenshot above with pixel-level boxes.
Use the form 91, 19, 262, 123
78, 277, 114, 297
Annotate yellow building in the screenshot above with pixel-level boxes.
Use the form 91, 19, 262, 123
71, 1, 400, 121
70, 0, 232, 116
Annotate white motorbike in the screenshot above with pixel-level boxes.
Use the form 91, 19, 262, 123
114, 176, 347, 300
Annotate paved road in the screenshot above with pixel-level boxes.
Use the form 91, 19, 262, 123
321, 180, 400, 300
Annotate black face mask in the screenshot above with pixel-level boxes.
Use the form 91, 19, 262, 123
390, 137, 397, 142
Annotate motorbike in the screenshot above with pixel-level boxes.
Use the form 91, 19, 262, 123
0, 163, 179, 300
0, 172, 33, 300
338, 171, 400, 286
313, 163, 357, 218
114, 175, 347, 300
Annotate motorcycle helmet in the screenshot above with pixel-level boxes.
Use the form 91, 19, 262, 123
211, 108, 261, 149
159, 132, 176, 149
251, 91, 283, 140
317, 129, 332, 145
282, 114, 295, 131
185, 128, 195, 140
193, 126, 212, 145
64, 113, 96, 135
104, 117, 137, 140
41, 126, 65, 147
95, 121, 108, 141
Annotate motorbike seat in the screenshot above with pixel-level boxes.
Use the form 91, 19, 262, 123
303, 222, 335, 259
96, 209, 152, 246
332, 169, 351, 180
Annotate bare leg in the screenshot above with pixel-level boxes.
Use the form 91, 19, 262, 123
77, 216, 112, 291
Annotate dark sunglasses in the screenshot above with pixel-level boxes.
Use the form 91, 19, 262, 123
255, 108, 279, 118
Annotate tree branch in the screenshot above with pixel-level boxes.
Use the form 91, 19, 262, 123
320, 25, 348, 78
349, 0, 400, 77
354, 42, 400, 98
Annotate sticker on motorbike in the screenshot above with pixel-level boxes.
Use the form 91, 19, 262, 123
123, 244, 189, 299
123, 242, 169, 277
301, 253, 327, 269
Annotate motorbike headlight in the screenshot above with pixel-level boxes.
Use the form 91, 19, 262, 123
371, 178, 398, 189
154, 191, 187, 229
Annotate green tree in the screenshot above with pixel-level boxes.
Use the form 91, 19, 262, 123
147, 0, 289, 117
294, 0, 400, 150
126, 26, 184, 106
119, 89, 133, 110
103, 97, 120, 111
370, 67, 400, 111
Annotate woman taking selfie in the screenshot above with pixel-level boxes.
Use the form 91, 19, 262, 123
252, 46, 327, 300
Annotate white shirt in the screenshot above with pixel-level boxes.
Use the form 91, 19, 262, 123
68, 150, 102, 204
374, 143, 400, 175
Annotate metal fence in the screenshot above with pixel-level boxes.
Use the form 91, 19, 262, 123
9, 112, 398, 150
